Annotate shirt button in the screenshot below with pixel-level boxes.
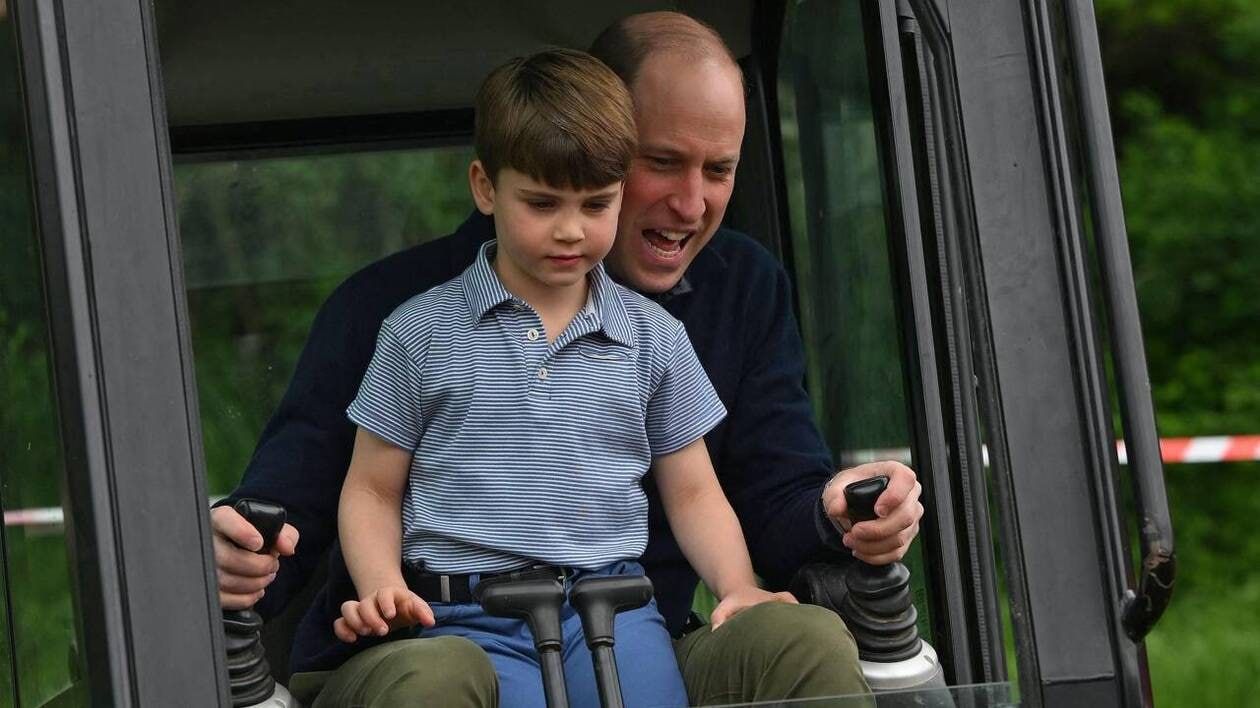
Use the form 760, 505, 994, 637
538, 367, 549, 380
526, 328, 540, 341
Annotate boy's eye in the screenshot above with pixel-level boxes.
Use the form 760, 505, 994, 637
584, 201, 613, 212
527, 200, 556, 210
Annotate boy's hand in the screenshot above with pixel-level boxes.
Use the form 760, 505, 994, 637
334, 586, 435, 643
709, 586, 797, 630
211, 505, 299, 609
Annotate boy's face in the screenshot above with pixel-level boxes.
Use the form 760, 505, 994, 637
470, 163, 622, 300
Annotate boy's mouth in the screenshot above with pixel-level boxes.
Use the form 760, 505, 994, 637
643, 229, 692, 258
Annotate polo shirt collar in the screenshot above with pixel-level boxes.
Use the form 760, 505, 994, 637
459, 240, 635, 348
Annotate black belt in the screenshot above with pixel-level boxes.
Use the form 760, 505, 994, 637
402, 562, 577, 604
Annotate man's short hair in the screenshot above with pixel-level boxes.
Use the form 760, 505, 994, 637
474, 48, 636, 189
589, 11, 741, 91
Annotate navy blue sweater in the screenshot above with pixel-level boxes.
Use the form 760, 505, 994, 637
225, 211, 840, 673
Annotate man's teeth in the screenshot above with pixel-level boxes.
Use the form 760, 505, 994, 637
644, 229, 686, 257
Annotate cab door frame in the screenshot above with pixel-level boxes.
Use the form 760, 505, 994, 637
12, 0, 229, 704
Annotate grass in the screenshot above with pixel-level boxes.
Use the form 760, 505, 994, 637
1145, 461, 1260, 705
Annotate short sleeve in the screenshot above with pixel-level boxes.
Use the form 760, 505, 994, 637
346, 321, 424, 450
645, 325, 727, 456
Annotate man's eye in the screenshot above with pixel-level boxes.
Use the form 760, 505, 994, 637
707, 165, 734, 179
646, 156, 674, 169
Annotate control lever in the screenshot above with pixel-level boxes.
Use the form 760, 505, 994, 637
475, 579, 569, 708
841, 476, 949, 701
569, 575, 653, 708
225, 499, 296, 708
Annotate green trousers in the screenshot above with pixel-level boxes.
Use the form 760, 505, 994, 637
289, 602, 872, 707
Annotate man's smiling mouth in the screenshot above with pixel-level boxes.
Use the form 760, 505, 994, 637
644, 229, 692, 257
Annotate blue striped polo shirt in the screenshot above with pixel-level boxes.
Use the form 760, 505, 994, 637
347, 240, 727, 573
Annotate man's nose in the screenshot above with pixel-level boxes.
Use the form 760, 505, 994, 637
666, 169, 706, 223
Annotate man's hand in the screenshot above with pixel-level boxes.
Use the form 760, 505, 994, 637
709, 586, 798, 630
211, 505, 300, 610
334, 586, 435, 643
821, 461, 922, 565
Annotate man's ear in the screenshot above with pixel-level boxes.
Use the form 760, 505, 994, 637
469, 160, 496, 215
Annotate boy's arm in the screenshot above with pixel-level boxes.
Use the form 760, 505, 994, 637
653, 438, 796, 627
339, 427, 413, 596
335, 426, 434, 641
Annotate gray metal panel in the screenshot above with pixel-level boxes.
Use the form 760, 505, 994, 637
945, 0, 1125, 702
1043, 678, 1122, 707
14, 0, 228, 704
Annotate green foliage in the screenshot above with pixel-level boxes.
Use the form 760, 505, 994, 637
1118, 108, 1260, 435
173, 149, 474, 494
1097, 1, 1260, 704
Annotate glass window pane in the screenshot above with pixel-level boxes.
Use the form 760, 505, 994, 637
0, 10, 91, 705
174, 146, 475, 495
777, 0, 931, 635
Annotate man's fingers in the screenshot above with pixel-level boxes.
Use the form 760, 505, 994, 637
216, 563, 277, 595
219, 589, 265, 611
211, 506, 283, 599
874, 466, 920, 518
854, 542, 915, 565
213, 541, 278, 586
848, 520, 921, 562
210, 506, 264, 552
213, 540, 279, 576
852, 479, 923, 546
274, 523, 300, 557
823, 461, 919, 527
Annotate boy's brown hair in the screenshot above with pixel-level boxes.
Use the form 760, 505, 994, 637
474, 48, 636, 189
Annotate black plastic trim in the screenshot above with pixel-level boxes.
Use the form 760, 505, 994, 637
1060, 0, 1175, 645
12, 0, 230, 703
169, 108, 475, 162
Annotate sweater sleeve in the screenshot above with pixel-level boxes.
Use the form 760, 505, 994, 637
217, 278, 382, 618
715, 255, 845, 588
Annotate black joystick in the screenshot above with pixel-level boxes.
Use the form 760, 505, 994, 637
841, 476, 922, 661
475, 579, 569, 708
840, 476, 949, 702
569, 575, 654, 708
224, 499, 287, 707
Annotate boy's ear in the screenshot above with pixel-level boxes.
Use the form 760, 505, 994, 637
469, 160, 496, 215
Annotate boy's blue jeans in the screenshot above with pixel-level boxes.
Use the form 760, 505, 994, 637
421, 560, 686, 708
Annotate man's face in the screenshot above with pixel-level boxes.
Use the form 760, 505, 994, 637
605, 53, 746, 294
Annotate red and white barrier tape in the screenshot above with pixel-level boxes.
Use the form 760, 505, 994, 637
1126, 435, 1260, 465
5, 437, 1258, 529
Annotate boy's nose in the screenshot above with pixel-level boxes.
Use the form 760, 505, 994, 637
553, 217, 584, 242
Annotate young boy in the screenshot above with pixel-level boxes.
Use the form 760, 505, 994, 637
335, 49, 795, 707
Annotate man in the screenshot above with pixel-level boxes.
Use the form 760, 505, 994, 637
213, 11, 923, 706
